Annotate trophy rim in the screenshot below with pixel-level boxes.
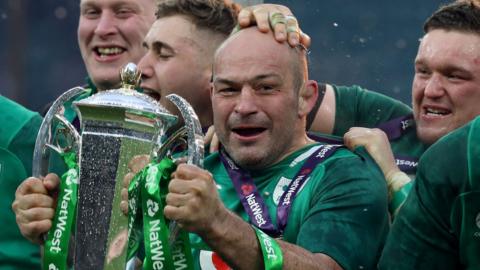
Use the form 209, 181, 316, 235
73, 88, 176, 120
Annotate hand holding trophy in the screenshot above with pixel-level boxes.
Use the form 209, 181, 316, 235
34, 63, 203, 270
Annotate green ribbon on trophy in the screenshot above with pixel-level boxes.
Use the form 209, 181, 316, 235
128, 158, 194, 270
43, 152, 79, 270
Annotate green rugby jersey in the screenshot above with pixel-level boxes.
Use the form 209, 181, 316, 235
0, 96, 43, 269
191, 143, 389, 270
332, 84, 428, 164
379, 116, 480, 270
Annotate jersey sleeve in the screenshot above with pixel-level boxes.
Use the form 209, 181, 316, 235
332, 85, 413, 136
378, 124, 470, 270
296, 149, 389, 269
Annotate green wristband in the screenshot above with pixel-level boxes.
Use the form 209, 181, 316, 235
253, 227, 284, 270
389, 180, 414, 216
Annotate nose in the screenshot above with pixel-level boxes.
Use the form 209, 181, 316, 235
424, 73, 445, 98
94, 11, 117, 37
234, 87, 258, 116
137, 52, 153, 80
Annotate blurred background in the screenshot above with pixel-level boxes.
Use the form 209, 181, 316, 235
0, 0, 448, 112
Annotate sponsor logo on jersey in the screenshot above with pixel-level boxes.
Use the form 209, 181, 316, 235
316, 145, 333, 158
395, 159, 418, 168
401, 119, 414, 130
273, 177, 292, 205
272, 176, 309, 205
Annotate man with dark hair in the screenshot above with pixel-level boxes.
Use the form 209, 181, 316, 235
164, 26, 389, 270
376, 2, 480, 267
138, 0, 238, 128
299, 0, 480, 214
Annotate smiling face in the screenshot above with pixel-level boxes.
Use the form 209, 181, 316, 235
412, 29, 480, 145
138, 16, 225, 127
212, 28, 316, 170
78, 0, 155, 90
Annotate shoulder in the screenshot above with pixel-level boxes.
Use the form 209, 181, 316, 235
0, 96, 40, 148
418, 117, 480, 192
418, 121, 470, 188
311, 145, 387, 199
333, 84, 410, 110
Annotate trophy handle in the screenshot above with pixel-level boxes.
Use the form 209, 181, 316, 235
165, 94, 204, 167
32, 86, 86, 178
162, 94, 204, 244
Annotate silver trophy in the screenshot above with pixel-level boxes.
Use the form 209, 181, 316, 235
33, 63, 204, 270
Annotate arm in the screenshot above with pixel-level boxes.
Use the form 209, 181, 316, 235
164, 164, 342, 270
379, 125, 470, 269
343, 127, 412, 214
310, 85, 413, 136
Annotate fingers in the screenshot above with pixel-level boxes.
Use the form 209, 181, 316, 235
120, 155, 149, 217
300, 32, 312, 48
13, 193, 55, 210
238, 7, 270, 33
269, 12, 287, 42
43, 173, 60, 192
120, 187, 128, 216
19, 220, 52, 245
209, 132, 220, 153
15, 177, 48, 197
128, 155, 149, 174
237, 4, 310, 49
165, 192, 192, 208
344, 127, 398, 177
13, 178, 56, 244
168, 165, 211, 195
343, 127, 379, 150
123, 172, 136, 189
172, 164, 212, 181
16, 207, 55, 226
162, 163, 226, 235
204, 125, 215, 146
205, 125, 220, 153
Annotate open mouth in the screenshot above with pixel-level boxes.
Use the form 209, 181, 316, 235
232, 127, 266, 137
94, 46, 125, 58
424, 107, 450, 116
141, 88, 161, 101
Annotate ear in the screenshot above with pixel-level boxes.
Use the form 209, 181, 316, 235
298, 80, 318, 117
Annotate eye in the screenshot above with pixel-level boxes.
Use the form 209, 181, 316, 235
82, 8, 100, 19
415, 67, 429, 75
446, 73, 467, 82
158, 52, 173, 59
116, 8, 134, 18
151, 45, 173, 60
259, 85, 274, 92
415, 67, 431, 79
216, 87, 238, 96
